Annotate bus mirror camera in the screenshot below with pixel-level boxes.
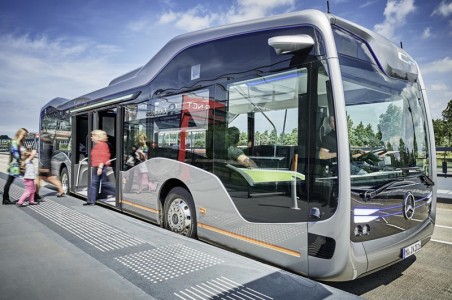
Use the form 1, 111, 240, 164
268, 35, 314, 55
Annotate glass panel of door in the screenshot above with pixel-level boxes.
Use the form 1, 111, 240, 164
72, 108, 118, 206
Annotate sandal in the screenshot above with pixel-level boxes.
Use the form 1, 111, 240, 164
57, 193, 65, 197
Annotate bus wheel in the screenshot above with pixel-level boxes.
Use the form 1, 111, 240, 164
164, 187, 197, 238
60, 167, 69, 195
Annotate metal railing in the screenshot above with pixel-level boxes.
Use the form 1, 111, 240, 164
0, 137, 38, 152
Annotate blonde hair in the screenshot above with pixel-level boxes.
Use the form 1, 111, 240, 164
14, 128, 28, 143
22, 149, 36, 159
137, 133, 147, 146
21, 149, 36, 168
91, 130, 108, 142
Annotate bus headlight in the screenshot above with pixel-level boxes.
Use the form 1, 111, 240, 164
354, 225, 363, 236
362, 224, 370, 235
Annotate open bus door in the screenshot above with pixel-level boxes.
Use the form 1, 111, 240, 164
92, 108, 118, 207
72, 113, 91, 197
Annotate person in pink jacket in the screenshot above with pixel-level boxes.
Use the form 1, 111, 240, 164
17, 150, 39, 207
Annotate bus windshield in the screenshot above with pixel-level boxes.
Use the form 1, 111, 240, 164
337, 33, 430, 187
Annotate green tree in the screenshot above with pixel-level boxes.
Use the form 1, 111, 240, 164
379, 103, 402, 141
347, 115, 359, 146
260, 130, 270, 145
281, 128, 298, 145
238, 131, 248, 146
255, 131, 261, 146
269, 129, 277, 145
353, 122, 366, 146
433, 99, 452, 147
441, 99, 452, 146
442, 99, 452, 122
432, 119, 443, 146
364, 123, 381, 146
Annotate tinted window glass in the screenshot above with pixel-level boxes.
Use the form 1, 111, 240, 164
151, 26, 323, 96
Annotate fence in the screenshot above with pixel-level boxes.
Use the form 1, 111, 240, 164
0, 137, 38, 152
437, 147, 452, 177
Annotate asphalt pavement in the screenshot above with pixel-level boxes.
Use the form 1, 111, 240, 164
0, 172, 360, 300
1, 167, 450, 300
436, 175, 452, 203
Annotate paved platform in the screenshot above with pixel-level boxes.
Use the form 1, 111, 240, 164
0, 173, 359, 300
436, 176, 452, 203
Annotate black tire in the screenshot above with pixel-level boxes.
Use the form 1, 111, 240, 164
60, 167, 69, 195
163, 187, 197, 238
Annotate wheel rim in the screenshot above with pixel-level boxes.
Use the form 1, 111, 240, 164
167, 198, 192, 236
61, 172, 69, 194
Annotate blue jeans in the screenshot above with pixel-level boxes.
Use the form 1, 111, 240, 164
87, 167, 116, 204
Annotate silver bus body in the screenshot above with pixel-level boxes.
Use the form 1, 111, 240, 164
39, 9, 436, 281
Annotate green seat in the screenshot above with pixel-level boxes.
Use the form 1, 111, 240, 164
226, 164, 305, 209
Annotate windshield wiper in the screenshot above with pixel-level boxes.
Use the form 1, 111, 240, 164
401, 167, 435, 187
358, 172, 434, 201
420, 174, 435, 186
360, 178, 405, 201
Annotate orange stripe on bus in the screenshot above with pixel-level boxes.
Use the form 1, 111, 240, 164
121, 199, 159, 214
198, 222, 301, 257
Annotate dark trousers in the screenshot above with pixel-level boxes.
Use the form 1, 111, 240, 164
87, 167, 115, 204
3, 175, 16, 201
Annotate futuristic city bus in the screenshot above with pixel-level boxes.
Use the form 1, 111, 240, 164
39, 9, 437, 281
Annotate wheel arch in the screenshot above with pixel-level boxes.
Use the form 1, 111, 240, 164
59, 163, 69, 175
158, 178, 192, 213
160, 179, 198, 238
58, 163, 70, 194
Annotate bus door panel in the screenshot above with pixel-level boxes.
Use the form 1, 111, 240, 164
93, 108, 118, 206
72, 113, 91, 196
211, 70, 309, 271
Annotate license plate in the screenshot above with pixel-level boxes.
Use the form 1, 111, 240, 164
402, 241, 421, 259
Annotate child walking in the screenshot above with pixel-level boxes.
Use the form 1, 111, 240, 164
17, 150, 39, 207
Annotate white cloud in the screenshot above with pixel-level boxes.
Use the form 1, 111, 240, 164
373, 0, 416, 42
128, 19, 153, 32
225, 0, 295, 24
428, 87, 452, 119
157, 6, 216, 31
430, 83, 448, 91
423, 66, 452, 118
422, 27, 432, 39
432, 0, 452, 17
422, 57, 452, 74
0, 33, 130, 137
175, 6, 217, 31
155, 0, 295, 33
359, 0, 379, 9
159, 11, 178, 25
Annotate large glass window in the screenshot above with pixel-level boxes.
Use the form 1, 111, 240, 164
214, 69, 308, 223
141, 24, 338, 222
55, 114, 71, 152
123, 90, 211, 170
150, 26, 323, 98
227, 69, 304, 162
40, 108, 71, 153
122, 90, 212, 193
336, 37, 430, 184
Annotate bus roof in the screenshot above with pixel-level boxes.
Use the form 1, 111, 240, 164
58, 9, 416, 111
41, 97, 70, 114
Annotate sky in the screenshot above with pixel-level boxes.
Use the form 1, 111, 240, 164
0, 0, 451, 138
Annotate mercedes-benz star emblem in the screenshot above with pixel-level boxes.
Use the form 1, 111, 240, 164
403, 192, 415, 220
